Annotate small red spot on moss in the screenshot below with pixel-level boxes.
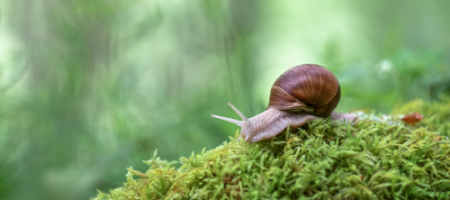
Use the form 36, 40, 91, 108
401, 112, 423, 125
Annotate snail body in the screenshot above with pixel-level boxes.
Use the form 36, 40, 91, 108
212, 64, 358, 143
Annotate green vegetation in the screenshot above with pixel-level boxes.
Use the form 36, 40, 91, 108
94, 99, 450, 200
0, 1, 449, 200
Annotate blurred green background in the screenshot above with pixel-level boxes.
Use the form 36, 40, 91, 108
0, 1, 449, 199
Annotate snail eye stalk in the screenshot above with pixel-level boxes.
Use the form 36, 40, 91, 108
211, 114, 242, 127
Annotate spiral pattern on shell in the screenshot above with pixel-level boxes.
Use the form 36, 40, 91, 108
267, 64, 340, 118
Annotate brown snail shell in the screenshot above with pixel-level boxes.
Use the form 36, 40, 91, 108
268, 64, 340, 118
211, 64, 358, 143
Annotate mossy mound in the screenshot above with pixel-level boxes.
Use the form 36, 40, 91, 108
94, 99, 450, 200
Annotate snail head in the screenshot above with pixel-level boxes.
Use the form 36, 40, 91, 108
211, 102, 253, 142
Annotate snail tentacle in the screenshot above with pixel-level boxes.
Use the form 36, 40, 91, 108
211, 114, 242, 126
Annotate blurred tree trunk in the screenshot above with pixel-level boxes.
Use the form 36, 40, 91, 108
226, 1, 262, 111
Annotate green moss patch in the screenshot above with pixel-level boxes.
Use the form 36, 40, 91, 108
94, 100, 450, 200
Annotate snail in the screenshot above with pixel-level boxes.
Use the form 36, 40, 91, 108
211, 64, 358, 143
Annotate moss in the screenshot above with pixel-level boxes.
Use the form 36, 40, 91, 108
94, 99, 450, 200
